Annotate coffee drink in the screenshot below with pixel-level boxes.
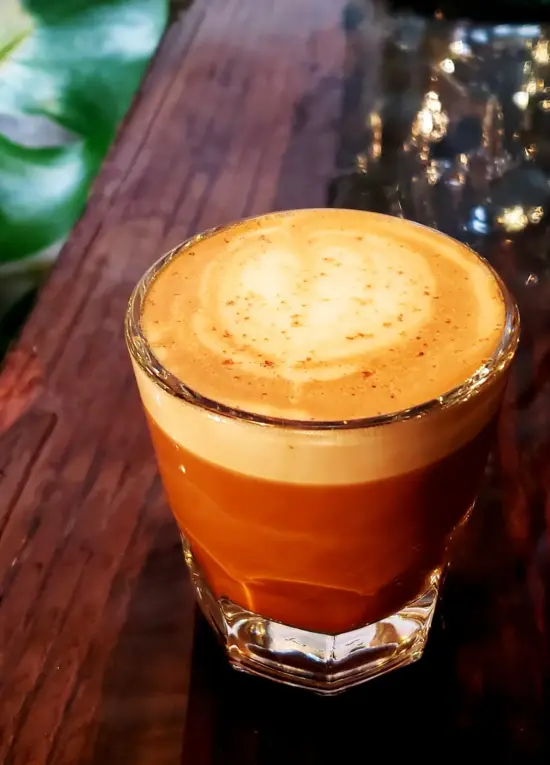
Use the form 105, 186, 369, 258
132, 209, 513, 635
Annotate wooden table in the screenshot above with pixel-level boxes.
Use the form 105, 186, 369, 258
1, 1, 550, 763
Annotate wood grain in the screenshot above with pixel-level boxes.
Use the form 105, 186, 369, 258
0, 1, 345, 762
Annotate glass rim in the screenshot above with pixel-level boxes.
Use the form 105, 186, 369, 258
125, 211, 520, 432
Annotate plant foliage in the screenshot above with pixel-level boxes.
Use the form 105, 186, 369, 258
0, 0, 168, 262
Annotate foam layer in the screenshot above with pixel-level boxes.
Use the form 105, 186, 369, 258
141, 209, 505, 421
132, 210, 514, 485
133, 360, 506, 484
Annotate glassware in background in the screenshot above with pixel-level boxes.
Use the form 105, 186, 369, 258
333, 2, 550, 249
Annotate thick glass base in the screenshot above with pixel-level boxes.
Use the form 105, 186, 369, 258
182, 535, 440, 695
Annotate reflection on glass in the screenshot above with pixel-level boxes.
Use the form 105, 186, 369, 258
497, 205, 529, 232
533, 39, 550, 65
513, 91, 531, 110
334, 5, 550, 243
412, 91, 449, 143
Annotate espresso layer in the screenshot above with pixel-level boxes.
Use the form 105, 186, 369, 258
141, 209, 505, 420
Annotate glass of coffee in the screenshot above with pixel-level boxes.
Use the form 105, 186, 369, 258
126, 209, 519, 694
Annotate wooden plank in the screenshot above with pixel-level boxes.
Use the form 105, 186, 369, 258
0, 0, 345, 762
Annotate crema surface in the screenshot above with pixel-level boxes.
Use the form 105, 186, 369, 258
141, 209, 505, 421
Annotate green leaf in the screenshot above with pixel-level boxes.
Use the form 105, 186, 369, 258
0, 0, 168, 262
0, 134, 94, 261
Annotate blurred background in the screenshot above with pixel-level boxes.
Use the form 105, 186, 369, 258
0, 0, 176, 358
1, 0, 550, 361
